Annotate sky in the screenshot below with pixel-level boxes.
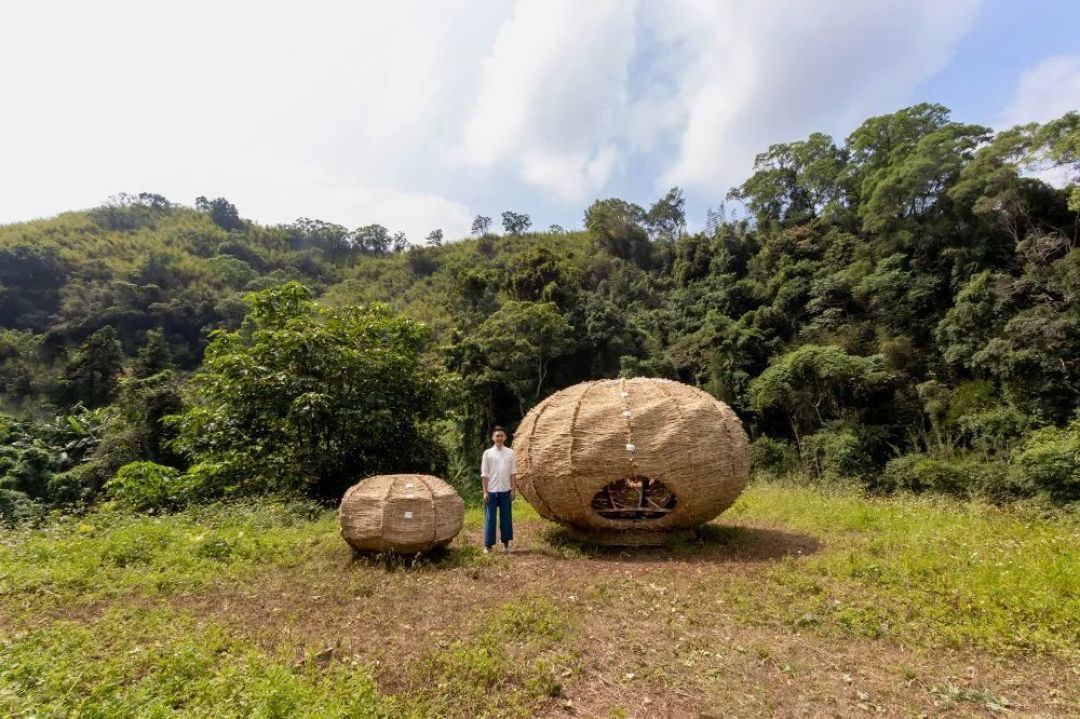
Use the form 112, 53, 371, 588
1, 0, 1078, 241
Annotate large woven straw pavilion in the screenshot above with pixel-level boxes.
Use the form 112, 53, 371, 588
515, 378, 749, 545
339, 474, 464, 553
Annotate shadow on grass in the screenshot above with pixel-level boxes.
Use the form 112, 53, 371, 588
536, 522, 820, 563
347, 544, 493, 572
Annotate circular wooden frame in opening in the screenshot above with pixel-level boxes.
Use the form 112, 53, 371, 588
591, 476, 677, 520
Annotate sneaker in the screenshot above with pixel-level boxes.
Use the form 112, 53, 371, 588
503, 543, 512, 554
483, 546, 492, 554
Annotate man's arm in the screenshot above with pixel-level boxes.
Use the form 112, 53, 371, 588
480, 452, 490, 504
510, 452, 517, 499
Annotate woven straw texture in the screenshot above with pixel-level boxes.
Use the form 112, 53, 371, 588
516, 378, 749, 544
339, 474, 464, 553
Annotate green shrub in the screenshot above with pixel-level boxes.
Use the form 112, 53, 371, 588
176, 461, 235, 503
799, 424, 872, 479
1, 444, 57, 499
944, 379, 996, 425
1009, 421, 1080, 503
748, 345, 896, 440
169, 283, 445, 501
955, 405, 1033, 457
45, 462, 106, 506
0, 488, 41, 525
879, 453, 1013, 499
750, 436, 797, 476
105, 461, 187, 512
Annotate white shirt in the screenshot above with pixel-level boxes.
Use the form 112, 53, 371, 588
481, 445, 516, 492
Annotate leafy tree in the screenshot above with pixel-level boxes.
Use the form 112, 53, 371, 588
129, 192, 171, 210
948, 123, 1037, 246
0, 415, 45, 522
100, 370, 185, 472
856, 119, 989, 233
195, 196, 245, 231
704, 204, 728, 235
91, 193, 173, 231
505, 245, 577, 307
0, 244, 66, 331
501, 211, 532, 235
749, 344, 894, 442
60, 327, 124, 408
170, 283, 445, 499
845, 103, 952, 186
669, 232, 717, 287
285, 218, 353, 259
216, 238, 268, 272
938, 247, 1080, 422
134, 329, 172, 378
1031, 111, 1080, 211
459, 300, 574, 414
391, 231, 409, 253
354, 224, 392, 254
584, 198, 650, 266
645, 187, 687, 239
852, 253, 941, 338
799, 422, 874, 479
935, 271, 1006, 369
728, 133, 847, 225
584, 295, 639, 377
0, 330, 42, 405
471, 215, 493, 236
406, 246, 439, 277
426, 229, 444, 247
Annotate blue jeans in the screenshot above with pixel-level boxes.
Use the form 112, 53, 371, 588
484, 491, 514, 547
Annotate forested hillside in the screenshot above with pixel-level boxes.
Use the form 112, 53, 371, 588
1, 103, 1078, 518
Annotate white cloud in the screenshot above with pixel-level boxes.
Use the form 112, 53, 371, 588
454, 0, 635, 200
656, 0, 981, 194
452, 0, 981, 206
519, 143, 619, 201
1002, 55, 1080, 127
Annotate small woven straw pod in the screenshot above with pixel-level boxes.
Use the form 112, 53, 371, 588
339, 474, 464, 553
516, 378, 750, 545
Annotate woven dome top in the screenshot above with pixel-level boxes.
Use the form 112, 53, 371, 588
339, 474, 464, 554
515, 378, 749, 542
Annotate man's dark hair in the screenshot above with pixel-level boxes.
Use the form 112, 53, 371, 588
492, 425, 506, 434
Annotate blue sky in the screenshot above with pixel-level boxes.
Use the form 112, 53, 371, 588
919, 1, 1080, 124
1, 0, 1078, 240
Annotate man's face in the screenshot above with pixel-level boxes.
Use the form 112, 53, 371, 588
492, 431, 506, 446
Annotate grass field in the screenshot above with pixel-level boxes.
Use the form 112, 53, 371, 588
0, 481, 1076, 718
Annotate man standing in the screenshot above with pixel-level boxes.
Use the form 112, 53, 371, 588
481, 425, 516, 554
